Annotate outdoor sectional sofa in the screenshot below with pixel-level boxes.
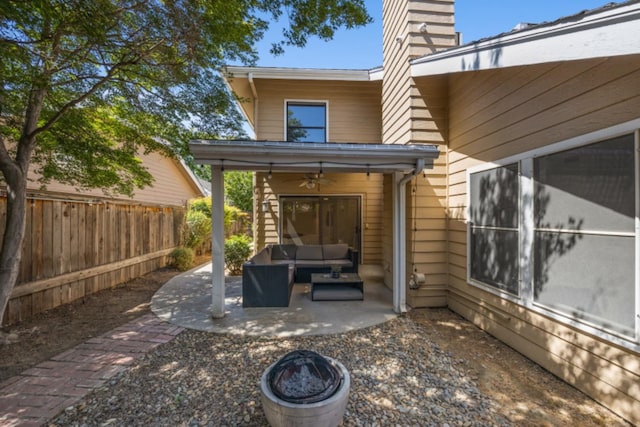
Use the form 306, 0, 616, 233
242, 243, 359, 307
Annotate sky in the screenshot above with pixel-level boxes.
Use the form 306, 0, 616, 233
250, 0, 614, 69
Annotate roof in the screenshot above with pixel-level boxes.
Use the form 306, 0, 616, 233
189, 140, 439, 174
411, 0, 640, 77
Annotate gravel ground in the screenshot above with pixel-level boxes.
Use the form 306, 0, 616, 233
51, 315, 510, 427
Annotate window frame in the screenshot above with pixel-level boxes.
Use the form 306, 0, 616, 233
466, 118, 640, 349
284, 99, 329, 143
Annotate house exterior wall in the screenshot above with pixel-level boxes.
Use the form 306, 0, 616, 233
254, 172, 384, 264
254, 79, 382, 143
442, 56, 640, 424
24, 151, 202, 207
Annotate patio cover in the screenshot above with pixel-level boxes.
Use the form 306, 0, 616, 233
189, 140, 440, 317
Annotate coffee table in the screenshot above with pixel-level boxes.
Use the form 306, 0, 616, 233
310, 273, 364, 301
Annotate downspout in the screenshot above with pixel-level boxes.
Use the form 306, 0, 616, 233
393, 159, 425, 314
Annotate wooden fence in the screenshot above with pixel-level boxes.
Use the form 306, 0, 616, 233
0, 197, 186, 325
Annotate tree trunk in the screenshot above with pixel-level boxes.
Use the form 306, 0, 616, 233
0, 168, 27, 324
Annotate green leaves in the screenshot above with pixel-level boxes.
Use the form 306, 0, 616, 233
0, 0, 372, 196
224, 171, 253, 212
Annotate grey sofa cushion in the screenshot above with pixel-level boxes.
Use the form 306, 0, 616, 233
271, 244, 298, 260
296, 244, 323, 260
272, 259, 295, 266
323, 244, 349, 260
251, 247, 272, 264
295, 260, 328, 268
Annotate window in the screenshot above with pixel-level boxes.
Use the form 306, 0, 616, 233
280, 196, 361, 251
286, 102, 327, 143
468, 131, 638, 342
468, 163, 520, 295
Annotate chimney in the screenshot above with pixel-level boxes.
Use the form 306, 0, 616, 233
382, 0, 456, 145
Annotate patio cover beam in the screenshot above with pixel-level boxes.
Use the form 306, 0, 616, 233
189, 140, 440, 317
189, 140, 438, 174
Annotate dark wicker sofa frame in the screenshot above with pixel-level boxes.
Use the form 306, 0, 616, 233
242, 244, 359, 307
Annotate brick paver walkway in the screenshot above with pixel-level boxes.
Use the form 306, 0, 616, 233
0, 314, 184, 426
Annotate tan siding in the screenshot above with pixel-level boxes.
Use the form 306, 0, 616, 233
254, 79, 382, 143
382, 0, 454, 146
445, 55, 640, 424
26, 151, 202, 206
225, 76, 255, 127
254, 172, 384, 265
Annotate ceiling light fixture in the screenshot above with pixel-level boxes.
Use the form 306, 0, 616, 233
268, 163, 273, 180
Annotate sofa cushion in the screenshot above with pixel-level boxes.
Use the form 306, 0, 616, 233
295, 260, 328, 268
323, 243, 349, 260
271, 244, 298, 260
295, 245, 323, 260
251, 248, 272, 265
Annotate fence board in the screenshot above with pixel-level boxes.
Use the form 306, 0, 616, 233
31, 201, 43, 280
61, 203, 71, 275
20, 201, 32, 283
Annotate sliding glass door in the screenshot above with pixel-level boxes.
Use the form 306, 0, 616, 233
280, 196, 361, 252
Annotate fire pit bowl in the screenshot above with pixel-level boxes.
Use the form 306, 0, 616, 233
260, 350, 350, 427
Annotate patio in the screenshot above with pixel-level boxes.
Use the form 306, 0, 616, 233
151, 263, 397, 336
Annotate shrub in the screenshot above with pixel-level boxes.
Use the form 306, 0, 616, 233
169, 247, 195, 271
184, 210, 212, 249
189, 197, 212, 216
224, 205, 249, 236
224, 235, 252, 275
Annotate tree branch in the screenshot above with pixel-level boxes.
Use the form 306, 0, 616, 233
32, 39, 167, 139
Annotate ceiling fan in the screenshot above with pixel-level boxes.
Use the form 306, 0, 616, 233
292, 173, 334, 189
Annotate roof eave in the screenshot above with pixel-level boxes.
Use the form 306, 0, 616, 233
411, 1, 640, 77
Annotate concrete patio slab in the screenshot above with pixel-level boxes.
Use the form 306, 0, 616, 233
151, 263, 397, 336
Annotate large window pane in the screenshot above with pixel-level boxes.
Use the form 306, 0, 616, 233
534, 135, 635, 233
533, 134, 636, 338
287, 103, 326, 143
534, 233, 635, 336
281, 196, 361, 251
470, 228, 520, 295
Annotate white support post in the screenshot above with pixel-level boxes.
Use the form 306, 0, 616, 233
211, 166, 225, 318
393, 171, 408, 314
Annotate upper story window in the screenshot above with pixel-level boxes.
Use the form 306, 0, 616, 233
286, 101, 327, 143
